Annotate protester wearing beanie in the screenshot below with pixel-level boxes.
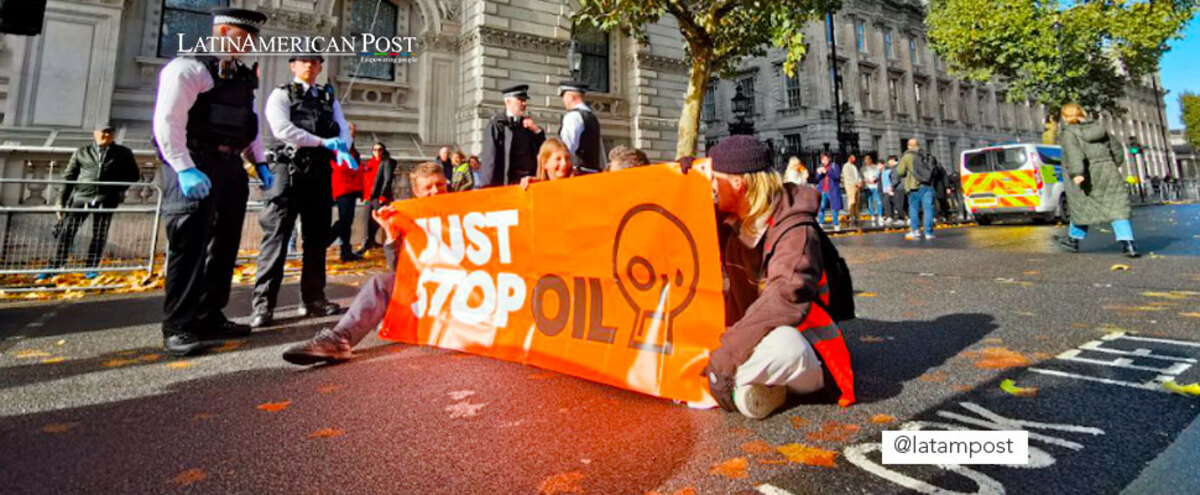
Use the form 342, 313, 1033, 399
704, 135, 857, 420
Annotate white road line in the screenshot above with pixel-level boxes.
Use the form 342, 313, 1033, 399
1108, 333, 1200, 348
756, 484, 797, 495
1028, 368, 1168, 393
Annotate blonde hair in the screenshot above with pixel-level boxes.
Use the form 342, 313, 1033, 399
786, 156, 803, 172
451, 151, 467, 164
739, 170, 785, 239
410, 161, 445, 181
1061, 103, 1087, 125
537, 138, 572, 180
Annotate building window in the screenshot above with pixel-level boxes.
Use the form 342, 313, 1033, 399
784, 134, 802, 154
859, 72, 873, 111
738, 76, 757, 115
888, 77, 900, 114
783, 67, 803, 109
573, 23, 611, 94
914, 81, 924, 118
938, 86, 948, 120
979, 94, 988, 125
855, 20, 867, 53
959, 89, 969, 122
884, 29, 894, 59
347, 0, 400, 81
909, 38, 919, 65
702, 78, 717, 121
159, 0, 229, 58
829, 66, 839, 104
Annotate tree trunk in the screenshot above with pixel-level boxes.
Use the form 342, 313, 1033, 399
676, 46, 712, 158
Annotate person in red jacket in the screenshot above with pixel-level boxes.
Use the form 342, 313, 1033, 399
701, 135, 856, 419
355, 142, 396, 256
330, 124, 363, 261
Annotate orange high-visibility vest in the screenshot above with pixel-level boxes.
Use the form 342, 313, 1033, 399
802, 272, 856, 407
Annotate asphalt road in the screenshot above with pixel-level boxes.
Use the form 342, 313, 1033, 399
2, 204, 1199, 494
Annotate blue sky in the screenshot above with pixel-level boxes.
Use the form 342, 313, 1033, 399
1162, 19, 1199, 129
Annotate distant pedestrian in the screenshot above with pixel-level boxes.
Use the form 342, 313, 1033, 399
881, 155, 904, 225
842, 155, 861, 228
330, 124, 363, 262
897, 139, 937, 240
1055, 103, 1139, 257
784, 156, 809, 185
449, 150, 474, 192
815, 153, 842, 231
356, 142, 395, 255
47, 123, 141, 278
861, 155, 882, 226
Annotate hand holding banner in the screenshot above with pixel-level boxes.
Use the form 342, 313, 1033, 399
380, 165, 725, 405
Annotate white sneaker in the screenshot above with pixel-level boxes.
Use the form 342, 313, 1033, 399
905, 231, 920, 240
733, 383, 787, 419
833, 225, 842, 232
924, 233, 936, 240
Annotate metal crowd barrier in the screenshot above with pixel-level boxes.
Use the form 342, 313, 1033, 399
0, 179, 162, 292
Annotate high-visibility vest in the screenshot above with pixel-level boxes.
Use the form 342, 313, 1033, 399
801, 272, 856, 407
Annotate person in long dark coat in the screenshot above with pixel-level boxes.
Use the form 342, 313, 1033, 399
479, 84, 545, 187
1055, 103, 1138, 257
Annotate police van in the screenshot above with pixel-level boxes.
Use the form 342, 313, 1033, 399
960, 143, 1067, 225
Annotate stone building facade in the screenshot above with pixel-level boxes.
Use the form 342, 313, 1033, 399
701, 0, 1177, 180
0, 0, 691, 183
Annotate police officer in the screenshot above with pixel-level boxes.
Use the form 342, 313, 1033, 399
249, 53, 356, 329
557, 80, 604, 174
479, 84, 545, 187
152, 7, 272, 356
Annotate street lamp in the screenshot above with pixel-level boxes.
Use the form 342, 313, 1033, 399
567, 39, 583, 80
728, 86, 756, 135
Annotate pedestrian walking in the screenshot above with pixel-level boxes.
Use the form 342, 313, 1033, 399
480, 85, 545, 187
842, 155, 861, 228
701, 135, 856, 419
897, 139, 937, 240
784, 156, 809, 185
861, 155, 882, 226
558, 80, 605, 174
250, 53, 356, 329
151, 7, 271, 355
1054, 103, 1139, 257
282, 162, 448, 365
815, 153, 842, 231
46, 123, 141, 278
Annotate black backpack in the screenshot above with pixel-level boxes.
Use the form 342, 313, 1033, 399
912, 151, 937, 186
767, 220, 857, 322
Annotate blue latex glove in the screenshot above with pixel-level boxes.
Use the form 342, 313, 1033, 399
255, 163, 274, 190
336, 149, 359, 170
177, 168, 212, 199
321, 137, 349, 153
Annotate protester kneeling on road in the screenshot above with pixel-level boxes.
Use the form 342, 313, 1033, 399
281, 162, 447, 365
701, 135, 856, 419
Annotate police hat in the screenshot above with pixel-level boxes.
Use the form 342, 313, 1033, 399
558, 80, 589, 96
211, 7, 267, 35
502, 84, 530, 100
289, 54, 325, 63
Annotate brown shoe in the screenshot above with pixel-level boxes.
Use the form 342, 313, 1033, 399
298, 300, 343, 318
282, 329, 352, 365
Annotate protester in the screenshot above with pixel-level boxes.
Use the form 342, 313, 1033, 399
841, 155, 861, 228
330, 125, 363, 262
607, 145, 650, 172
897, 139, 937, 240
46, 123, 141, 279
1055, 103, 1139, 257
435, 145, 454, 180
815, 153, 842, 231
520, 138, 576, 189
783, 156, 809, 185
282, 162, 448, 365
356, 142, 396, 255
449, 150, 474, 191
480, 85, 545, 186
861, 155, 882, 226
699, 135, 855, 419
152, 7, 270, 355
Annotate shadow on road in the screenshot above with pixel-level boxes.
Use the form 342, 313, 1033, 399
841, 313, 998, 405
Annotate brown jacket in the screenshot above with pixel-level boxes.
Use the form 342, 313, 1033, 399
709, 183, 824, 379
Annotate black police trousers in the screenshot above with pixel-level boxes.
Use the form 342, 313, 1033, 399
161, 151, 249, 337
251, 155, 332, 314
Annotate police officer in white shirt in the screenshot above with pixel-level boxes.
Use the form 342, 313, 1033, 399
249, 53, 356, 329
152, 7, 272, 356
557, 80, 605, 174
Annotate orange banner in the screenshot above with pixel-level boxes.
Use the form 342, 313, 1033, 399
379, 166, 724, 405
